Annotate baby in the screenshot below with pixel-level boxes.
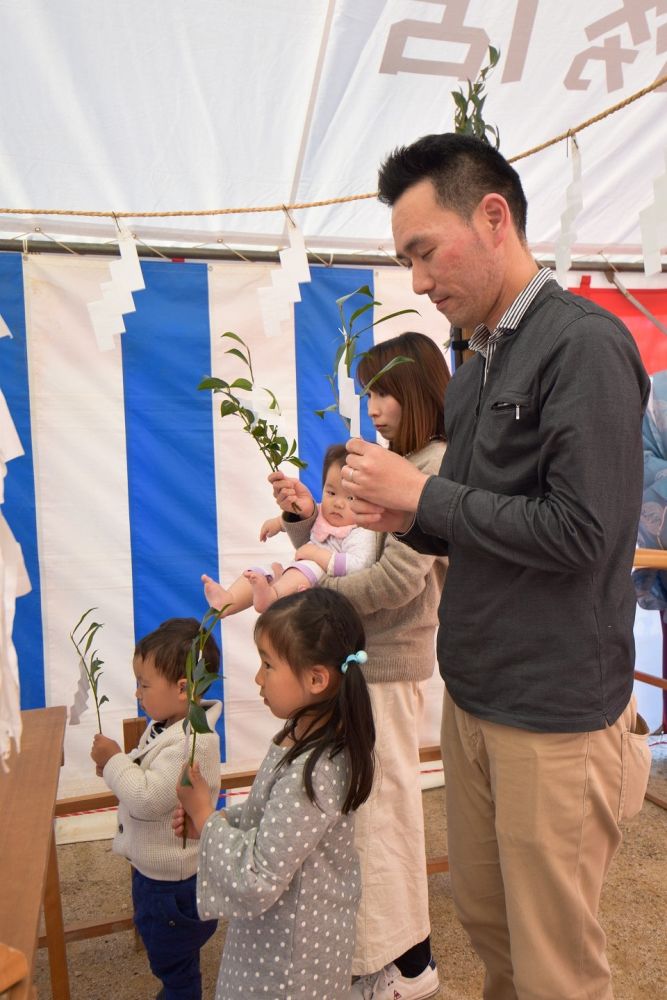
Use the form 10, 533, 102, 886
202, 444, 376, 614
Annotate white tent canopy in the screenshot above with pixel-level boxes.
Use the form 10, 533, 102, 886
0, 0, 665, 261
1, 1, 666, 790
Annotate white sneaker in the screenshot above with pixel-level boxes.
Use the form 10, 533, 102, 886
350, 959, 439, 999
349, 972, 379, 999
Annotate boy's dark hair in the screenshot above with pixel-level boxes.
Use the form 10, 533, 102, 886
356, 331, 450, 456
134, 617, 220, 685
378, 132, 528, 239
254, 589, 375, 814
321, 443, 347, 486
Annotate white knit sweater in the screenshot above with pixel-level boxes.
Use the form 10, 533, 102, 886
103, 700, 222, 881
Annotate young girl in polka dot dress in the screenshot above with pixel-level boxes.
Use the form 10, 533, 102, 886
174, 588, 376, 1000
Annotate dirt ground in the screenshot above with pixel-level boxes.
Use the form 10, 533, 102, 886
34, 748, 667, 1000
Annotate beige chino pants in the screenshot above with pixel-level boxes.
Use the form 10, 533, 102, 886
352, 680, 431, 975
442, 691, 651, 1000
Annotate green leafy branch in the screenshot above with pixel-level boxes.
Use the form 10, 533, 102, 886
451, 45, 500, 148
199, 332, 306, 473
180, 605, 224, 846
315, 285, 417, 429
181, 606, 223, 782
69, 608, 109, 734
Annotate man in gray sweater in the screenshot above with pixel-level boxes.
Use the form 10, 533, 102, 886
345, 133, 652, 999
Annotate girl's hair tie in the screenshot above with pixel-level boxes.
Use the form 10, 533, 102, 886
340, 650, 368, 674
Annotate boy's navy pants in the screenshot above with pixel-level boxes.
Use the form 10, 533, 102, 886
132, 868, 218, 1000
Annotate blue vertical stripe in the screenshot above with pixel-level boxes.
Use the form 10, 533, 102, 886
0, 253, 45, 708
121, 260, 225, 759
294, 267, 376, 500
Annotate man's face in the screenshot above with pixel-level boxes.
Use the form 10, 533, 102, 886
392, 178, 503, 330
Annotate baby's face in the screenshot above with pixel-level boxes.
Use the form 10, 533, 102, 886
320, 462, 356, 528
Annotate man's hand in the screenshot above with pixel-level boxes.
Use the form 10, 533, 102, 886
344, 439, 427, 514
348, 498, 414, 534
268, 472, 316, 518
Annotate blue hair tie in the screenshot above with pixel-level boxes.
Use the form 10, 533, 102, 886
341, 650, 368, 674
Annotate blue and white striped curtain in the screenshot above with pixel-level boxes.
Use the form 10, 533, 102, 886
0, 252, 448, 795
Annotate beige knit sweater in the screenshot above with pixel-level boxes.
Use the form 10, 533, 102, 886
283, 440, 447, 683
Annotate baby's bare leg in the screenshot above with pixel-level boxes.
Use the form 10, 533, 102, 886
201, 573, 254, 616
271, 567, 313, 601
244, 563, 286, 613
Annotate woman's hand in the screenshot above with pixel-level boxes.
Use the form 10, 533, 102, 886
294, 542, 330, 568
268, 472, 316, 518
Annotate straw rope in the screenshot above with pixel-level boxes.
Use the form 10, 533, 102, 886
0, 73, 664, 222
508, 72, 667, 163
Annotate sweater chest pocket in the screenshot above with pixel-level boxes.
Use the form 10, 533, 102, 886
477, 391, 539, 485
488, 391, 536, 425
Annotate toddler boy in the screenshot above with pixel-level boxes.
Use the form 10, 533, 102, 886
91, 617, 222, 1000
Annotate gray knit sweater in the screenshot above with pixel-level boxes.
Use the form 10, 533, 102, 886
283, 440, 446, 683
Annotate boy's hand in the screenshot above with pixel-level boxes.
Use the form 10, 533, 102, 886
176, 762, 215, 837
91, 734, 121, 771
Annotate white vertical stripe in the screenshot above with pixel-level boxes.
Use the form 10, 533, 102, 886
25, 257, 136, 796
208, 262, 300, 765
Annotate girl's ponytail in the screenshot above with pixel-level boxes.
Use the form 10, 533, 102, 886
336, 650, 375, 812
254, 590, 375, 814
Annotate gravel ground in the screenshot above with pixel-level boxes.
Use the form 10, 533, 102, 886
34, 746, 667, 999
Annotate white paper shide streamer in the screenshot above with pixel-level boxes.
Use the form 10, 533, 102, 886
555, 138, 583, 285
68, 658, 91, 726
337, 352, 361, 438
258, 219, 311, 338
0, 389, 31, 770
87, 228, 146, 350
640, 151, 667, 277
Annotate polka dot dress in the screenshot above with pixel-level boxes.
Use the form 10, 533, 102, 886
197, 741, 359, 999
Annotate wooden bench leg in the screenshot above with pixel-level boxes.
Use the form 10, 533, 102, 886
43, 828, 70, 1000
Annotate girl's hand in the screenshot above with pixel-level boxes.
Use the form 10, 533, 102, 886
90, 734, 121, 770
176, 762, 215, 836
259, 515, 284, 542
268, 472, 316, 518
172, 804, 198, 840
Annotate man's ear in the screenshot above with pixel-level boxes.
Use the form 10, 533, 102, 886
478, 192, 510, 244
177, 678, 188, 700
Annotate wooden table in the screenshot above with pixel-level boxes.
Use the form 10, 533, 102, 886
0, 707, 69, 999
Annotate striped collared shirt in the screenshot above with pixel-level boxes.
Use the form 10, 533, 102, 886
468, 267, 554, 382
